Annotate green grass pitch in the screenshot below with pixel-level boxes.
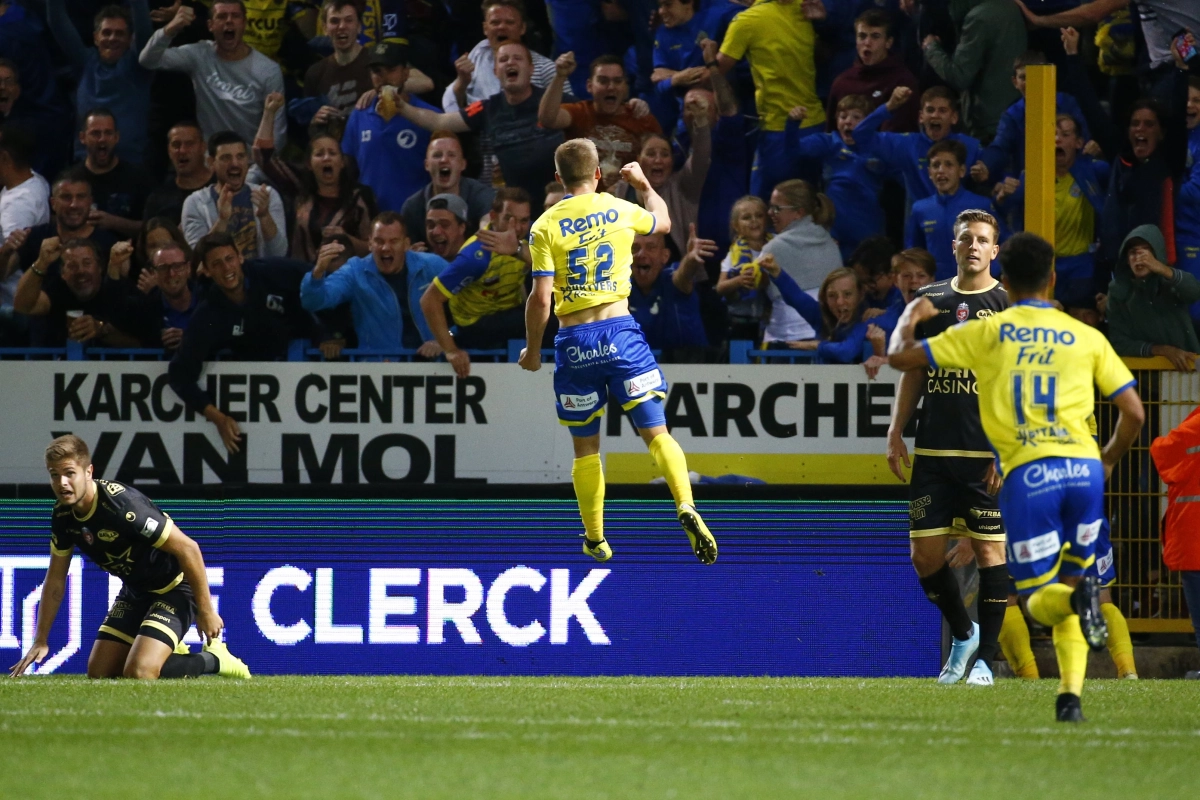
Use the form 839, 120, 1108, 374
2, 676, 1198, 799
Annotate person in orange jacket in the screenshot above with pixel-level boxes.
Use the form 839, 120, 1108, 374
1149, 404, 1200, 678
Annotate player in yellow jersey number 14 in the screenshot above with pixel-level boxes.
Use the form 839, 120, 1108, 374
517, 138, 717, 565
888, 232, 1144, 723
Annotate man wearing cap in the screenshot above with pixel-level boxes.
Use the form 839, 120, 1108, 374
420, 187, 533, 376
401, 132, 495, 246
423, 193, 470, 260
341, 41, 441, 214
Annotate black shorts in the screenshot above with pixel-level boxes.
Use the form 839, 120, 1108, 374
908, 455, 1006, 541
96, 581, 195, 651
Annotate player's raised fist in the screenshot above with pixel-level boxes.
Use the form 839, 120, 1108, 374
619, 161, 651, 192
555, 51, 576, 77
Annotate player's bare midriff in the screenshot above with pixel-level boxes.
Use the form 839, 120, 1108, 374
557, 298, 631, 328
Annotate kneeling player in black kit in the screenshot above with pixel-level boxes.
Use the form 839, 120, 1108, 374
10, 435, 250, 680
886, 210, 1009, 686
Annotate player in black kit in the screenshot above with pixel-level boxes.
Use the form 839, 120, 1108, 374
10, 435, 250, 680
886, 210, 1009, 686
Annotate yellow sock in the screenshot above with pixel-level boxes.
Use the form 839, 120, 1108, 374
999, 605, 1040, 679
1052, 616, 1089, 696
648, 433, 693, 510
572, 454, 605, 542
1102, 602, 1137, 678
1027, 583, 1074, 627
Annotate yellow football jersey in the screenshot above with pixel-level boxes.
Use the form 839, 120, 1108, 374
528, 192, 659, 317
432, 235, 527, 327
924, 300, 1135, 475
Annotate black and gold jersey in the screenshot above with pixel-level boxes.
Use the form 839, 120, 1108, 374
50, 480, 183, 593
913, 277, 1009, 456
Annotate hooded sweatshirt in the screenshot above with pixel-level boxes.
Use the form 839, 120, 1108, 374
760, 216, 843, 342
1107, 224, 1200, 357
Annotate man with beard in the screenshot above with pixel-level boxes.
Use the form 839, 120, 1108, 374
140, 1, 286, 151
421, 187, 532, 375
181, 131, 286, 259
76, 109, 152, 237
537, 54, 661, 188
169, 232, 321, 453
46, 0, 154, 165
395, 42, 564, 212
340, 42, 439, 213
423, 194, 468, 260
7, 171, 117, 289
143, 121, 216, 224
13, 236, 151, 347
400, 132, 495, 246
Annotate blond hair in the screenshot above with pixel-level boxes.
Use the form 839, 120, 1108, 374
728, 195, 767, 240
554, 138, 599, 187
45, 434, 90, 467
774, 179, 835, 229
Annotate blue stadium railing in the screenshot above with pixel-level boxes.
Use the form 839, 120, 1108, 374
0, 340, 873, 364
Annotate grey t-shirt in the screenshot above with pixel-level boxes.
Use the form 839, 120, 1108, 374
139, 30, 286, 148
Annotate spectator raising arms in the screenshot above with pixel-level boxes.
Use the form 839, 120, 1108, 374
401, 132, 495, 245
760, 179, 841, 345
1107, 225, 1200, 369
301, 212, 445, 356
538, 53, 661, 188
46, 0, 153, 166
139, 1, 286, 150
609, 96, 711, 259
255, 93, 378, 262
181, 132, 286, 259
626, 228, 712, 359
716, 195, 770, 343
395, 42, 566, 213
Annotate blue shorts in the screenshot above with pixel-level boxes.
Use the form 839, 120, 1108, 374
999, 456, 1105, 596
553, 316, 667, 437
1087, 517, 1116, 586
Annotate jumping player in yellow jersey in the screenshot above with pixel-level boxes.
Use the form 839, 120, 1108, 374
888, 232, 1144, 722
519, 138, 717, 565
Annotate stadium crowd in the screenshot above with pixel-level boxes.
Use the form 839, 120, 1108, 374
0, 0, 1195, 378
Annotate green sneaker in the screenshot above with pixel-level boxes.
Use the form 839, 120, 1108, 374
202, 640, 252, 679
678, 503, 717, 564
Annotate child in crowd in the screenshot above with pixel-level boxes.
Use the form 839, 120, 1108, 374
761, 262, 882, 364
716, 195, 771, 342
786, 95, 887, 261
906, 140, 998, 280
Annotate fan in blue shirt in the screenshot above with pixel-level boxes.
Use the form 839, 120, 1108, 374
786, 94, 887, 261
651, 0, 741, 131
627, 231, 710, 353
341, 44, 440, 212
854, 85, 982, 206
905, 140, 1000, 280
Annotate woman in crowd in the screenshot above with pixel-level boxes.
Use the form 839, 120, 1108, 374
765, 265, 883, 364
609, 95, 712, 257
758, 179, 842, 347
254, 93, 377, 263
716, 196, 771, 342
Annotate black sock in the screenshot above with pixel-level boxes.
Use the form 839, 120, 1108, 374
158, 651, 219, 679
976, 565, 1009, 665
159, 653, 207, 679
919, 564, 973, 641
